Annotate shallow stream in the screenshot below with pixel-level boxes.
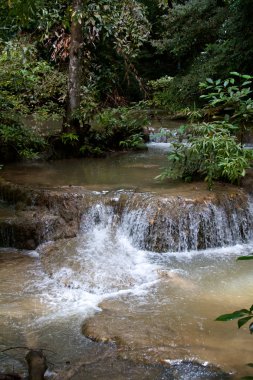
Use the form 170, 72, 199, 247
1, 143, 253, 379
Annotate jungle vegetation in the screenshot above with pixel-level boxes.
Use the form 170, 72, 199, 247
0, 0, 253, 185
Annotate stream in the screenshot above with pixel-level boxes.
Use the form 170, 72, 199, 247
1, 142, 253, 379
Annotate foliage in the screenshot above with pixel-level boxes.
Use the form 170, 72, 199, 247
1, 0, 253, 157
216, 305, 253, 331
119, 133, 144, 149
150, 0, 253, 109
200, 72, 253, 142
152, 0, 226, 65
156, 72, 253, 189
148, 76, 173, 91
60, 132, 79, 145
147, 75, 178, 110
0, 122, 46, 159
217, 0, 253, 75
184, 105, 203, 123
156, 122, 253, 190
0, 0, 153, 142
79, 144, 104, 157
216, 254, 253, 380
0, 39, 66, 120
90, 106, 148, 150
0, 40, 50, 160
147, 69, 214, 111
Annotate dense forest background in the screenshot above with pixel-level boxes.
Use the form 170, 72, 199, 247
0, 0, 253, 166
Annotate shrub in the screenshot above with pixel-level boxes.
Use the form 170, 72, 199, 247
90, 106, 148, 150
157, 122, 253, 190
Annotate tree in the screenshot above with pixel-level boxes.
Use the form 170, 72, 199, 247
3, 0, 150, 134
66, 0, 84, 131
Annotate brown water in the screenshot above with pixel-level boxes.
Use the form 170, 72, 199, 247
1, 145, 253, 379
1, 144, 240, 199
1, 145, 172, 192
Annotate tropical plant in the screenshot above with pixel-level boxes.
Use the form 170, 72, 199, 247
156, 122, 253, 190
119, 133, 144, 149
216, 254, 253, 380
0, 39, 66, 119
0, 123, 46, 159
60, 132, 79, 145
200, 72, 253, 144
91, 106, 148, 150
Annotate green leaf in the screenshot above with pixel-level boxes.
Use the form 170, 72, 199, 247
242, 75, 253, 80
242, 81, 252, 86
206, 78, 214, 84
237, 255, 253, 261
230, 71, 241, 76
238, 316, 253, 329
216, 310, 250, 321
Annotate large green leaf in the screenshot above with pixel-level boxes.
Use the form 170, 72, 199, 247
237, 256, 253, 261
238, 316, 253, 329
216, 309, 250, 321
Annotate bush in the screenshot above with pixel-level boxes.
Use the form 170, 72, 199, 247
0, 39, 66, 121
89, 106, 148, 150
157, 121, 253, 190
0, 122, 47, 160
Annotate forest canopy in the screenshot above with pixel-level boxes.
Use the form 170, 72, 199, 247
0, 0, 252, 160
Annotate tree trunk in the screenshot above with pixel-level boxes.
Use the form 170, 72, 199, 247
65, 0, 83, 131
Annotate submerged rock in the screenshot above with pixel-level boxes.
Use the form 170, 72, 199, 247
64, 356, 231, 380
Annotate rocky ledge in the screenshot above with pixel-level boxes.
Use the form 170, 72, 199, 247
0, 177, 252, 251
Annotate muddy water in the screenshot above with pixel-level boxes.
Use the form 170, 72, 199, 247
1, 237, 253, 378
1, 145, 253, 379
1, 143, 240, 198
1, 144, 181, 195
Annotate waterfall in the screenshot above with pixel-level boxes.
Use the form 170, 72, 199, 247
81, 192, 253, 253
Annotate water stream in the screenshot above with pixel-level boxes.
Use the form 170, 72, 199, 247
1, 143, 253, 379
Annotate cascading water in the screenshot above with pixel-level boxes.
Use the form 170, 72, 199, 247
122, 193, 253, 251
78, 191, 253, 253
39, 200, 161, 317
2, 147, 253, 378
36, 191, 253, 322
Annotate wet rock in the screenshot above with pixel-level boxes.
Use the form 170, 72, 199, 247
0, 179, 94, 249
160, 360, 232, 380
25, 350, 47, 380
120, 190, 252, 252
242, 168, 253, 194
81, 297, 233, 380
0, 177, 252, 253
82, 297, 183, 363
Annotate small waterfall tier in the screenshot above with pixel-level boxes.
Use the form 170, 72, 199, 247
81, 191, 253, 252
0, 178, 252, 252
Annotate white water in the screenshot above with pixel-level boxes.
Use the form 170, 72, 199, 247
37, 204, 161, 319
1, 199, 253, 378
17, 198, 253, 323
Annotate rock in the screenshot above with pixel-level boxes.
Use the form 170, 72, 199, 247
25, 350, 47, 380
0, 177, 252, 252
0, 179, 94, 249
